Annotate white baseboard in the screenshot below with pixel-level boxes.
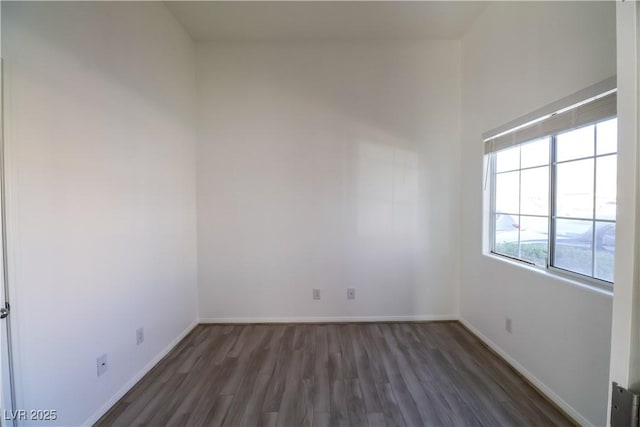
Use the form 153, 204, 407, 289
458, 318, 591, 427
199, 314, 457, 323
82, 320, 199, 427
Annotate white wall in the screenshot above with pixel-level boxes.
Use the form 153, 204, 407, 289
1, 2, 198, 425
197, 41, 461, 322
459, 2, 615, 426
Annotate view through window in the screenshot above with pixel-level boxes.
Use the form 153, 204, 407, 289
492, 118, 617, 284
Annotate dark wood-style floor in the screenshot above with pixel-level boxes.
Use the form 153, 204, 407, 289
95, 322, 574, 427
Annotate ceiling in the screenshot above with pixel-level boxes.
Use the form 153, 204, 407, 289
165, 1, 488, 41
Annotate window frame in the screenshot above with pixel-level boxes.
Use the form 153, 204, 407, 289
488, 119, 617, 290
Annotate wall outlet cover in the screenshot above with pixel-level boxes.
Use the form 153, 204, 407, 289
97, 354, 108, 377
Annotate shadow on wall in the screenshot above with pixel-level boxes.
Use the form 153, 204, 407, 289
2, 1, 196, 123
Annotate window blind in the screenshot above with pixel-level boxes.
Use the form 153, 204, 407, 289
483, 77, 617, 154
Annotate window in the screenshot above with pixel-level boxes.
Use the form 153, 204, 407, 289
486, 87, 617, 286
493, 137, 551, 267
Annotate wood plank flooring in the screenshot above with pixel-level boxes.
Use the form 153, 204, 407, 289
95, 322, 574, 427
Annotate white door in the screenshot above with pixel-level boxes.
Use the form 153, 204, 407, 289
0, 58, 17, 427
0, 255, 15, 427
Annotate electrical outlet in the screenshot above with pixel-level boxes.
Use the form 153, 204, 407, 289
136, 327, 144, 345
505, 317, 512, 334
313, 289, 321, 300
347, 288, 355, 300
97, 354, 108, 377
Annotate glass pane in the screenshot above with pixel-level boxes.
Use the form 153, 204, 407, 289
494, 214, 519, 258
553, 219, 593, 276
495, 171, 519, 214
594, 222, 615, 282
556, 158, 594, 219
520, 138, 550, 169
520, 166, 548, 216
519, 216, 548, 266
496, 146, 520, 173
596, 155, 617, 220
557, 125, 594, 162
596, 118, 617, 155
